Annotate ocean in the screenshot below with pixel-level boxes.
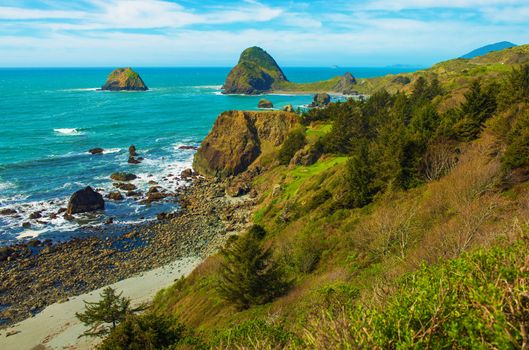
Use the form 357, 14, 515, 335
0, 66, 419, 245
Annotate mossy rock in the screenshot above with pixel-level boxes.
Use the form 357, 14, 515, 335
102, 68, 148, 91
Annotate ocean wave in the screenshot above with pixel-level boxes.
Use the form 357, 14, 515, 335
103, 148, 122, 154
0, 181, 15, 191
192, 85, 222, 90
62, 87, 99, 92
54, 128, 84, 136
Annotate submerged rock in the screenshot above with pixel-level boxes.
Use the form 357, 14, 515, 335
223, 47, 288, 95
178, 145, 198, 150
101, 68, 148, 91
0, 208, 17, 216
129, 145, 137, 156
88, 148, 104, 155
67, 186, 105, 215
107, 192, 124, 201
258, 98, 273, 108
128, 156, 141, 164
110, 172, 137, 182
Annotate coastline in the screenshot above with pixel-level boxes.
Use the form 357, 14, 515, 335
0, 256, 201, 350
0, 177, 256, 330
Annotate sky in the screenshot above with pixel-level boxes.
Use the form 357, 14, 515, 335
0, 0, 528, 67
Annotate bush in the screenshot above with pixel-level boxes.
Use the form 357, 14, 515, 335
278, 129, 307, 165
99, 313, 185, 350
304, 239, 529, 349
502, 110, 529, 169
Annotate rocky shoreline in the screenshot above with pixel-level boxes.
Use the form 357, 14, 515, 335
0, 177, 256, 328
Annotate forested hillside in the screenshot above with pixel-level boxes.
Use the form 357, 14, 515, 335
100, 45, 529, 349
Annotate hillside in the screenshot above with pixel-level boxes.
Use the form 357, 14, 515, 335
98, 44, 529, 349
460, 41, 517, 59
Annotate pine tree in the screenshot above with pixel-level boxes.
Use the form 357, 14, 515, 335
76, 287, 145, 337
217, 231, 288, 310
345, 140, 377, 208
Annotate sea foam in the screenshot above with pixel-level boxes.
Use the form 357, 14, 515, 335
54, 128, 84, 136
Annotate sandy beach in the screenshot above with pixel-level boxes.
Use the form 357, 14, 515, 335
0, 256, 201, 350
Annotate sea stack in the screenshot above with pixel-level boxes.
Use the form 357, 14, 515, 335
101, 67, 148, 91
222, 47, 288, 95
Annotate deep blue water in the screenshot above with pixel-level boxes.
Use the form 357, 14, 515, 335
0, 66, 419, 245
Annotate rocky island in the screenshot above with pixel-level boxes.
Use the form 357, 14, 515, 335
222, 46, 358, 95
101, 67, 148, 91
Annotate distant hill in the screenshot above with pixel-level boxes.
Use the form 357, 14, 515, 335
461, 41, 517, 59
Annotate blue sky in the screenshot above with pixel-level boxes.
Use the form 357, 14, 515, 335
0, 0, 528, 67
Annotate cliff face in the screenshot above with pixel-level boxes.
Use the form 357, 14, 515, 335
101, 67, 148, 91
193, 110, 299, 177
222, 47, 288, 95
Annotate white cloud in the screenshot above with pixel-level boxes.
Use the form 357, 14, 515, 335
360, 0, 524, 11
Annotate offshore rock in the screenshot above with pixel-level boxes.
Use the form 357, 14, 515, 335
101, 68, 148, 91
67, 186, 105, 215
223, 47, 288, 95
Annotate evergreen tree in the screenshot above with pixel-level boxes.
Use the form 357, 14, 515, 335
217, 231, 288, 310
344, 140, 377, 208
76, 287, 145, 337
453, 80, 497, 140
98, 313, 185, 350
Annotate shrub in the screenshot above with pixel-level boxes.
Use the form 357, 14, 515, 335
278, 129, 307, 165
99, 313, 185, 350
502, 110, 529, 170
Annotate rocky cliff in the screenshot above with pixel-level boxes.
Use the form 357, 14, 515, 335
101, 67, 148, 91
193, 110, 299, 177
222, 47, 288, 95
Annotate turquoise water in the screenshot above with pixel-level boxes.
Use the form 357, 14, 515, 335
0, 66, 418, 245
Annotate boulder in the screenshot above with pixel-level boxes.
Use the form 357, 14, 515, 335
67, 186, 105, 215
126, 190, 141, 197
333, 72, 357, 94
101, 68, 148, 91
193, 110, 299, 178
29, 211, 42, 220
110, 172, 137, 182
88, 148, 104, 155
129, 145, 137, 156
258, 98, 273, 108
289, 144, 322, 167
180, 168, 193, 179
107, 192, 124, 201
283, 104, 294, 112
310, 93, 331, 107
178, 145, 198, 150
142, 192, 167, 204
113, 183, 136, 191
128, 156, 141, 164
0, 247, 13, 262
0, 208, 17, 215
223, 47, 288, 95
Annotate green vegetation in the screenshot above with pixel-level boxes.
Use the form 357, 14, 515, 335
76, 287, 145, 338
277, 129, 307, 165
101, 46, 529, 349
217, 226, 289, 310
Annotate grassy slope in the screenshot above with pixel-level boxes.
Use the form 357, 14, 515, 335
151, 45, 529, 347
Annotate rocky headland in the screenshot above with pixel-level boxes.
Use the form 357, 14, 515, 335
101, 67, 148, 91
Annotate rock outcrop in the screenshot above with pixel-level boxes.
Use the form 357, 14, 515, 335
333, 72, 357, 94
67, 186, 105, 215
258, 98, 273, 108
310, 93, 331, 107
283, 104, 294, 112
88, 148, 104, 155
193, 110, 299, 177
223, 47, 288, 95
101, 68, 148, 91
110, 172, 137, 182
